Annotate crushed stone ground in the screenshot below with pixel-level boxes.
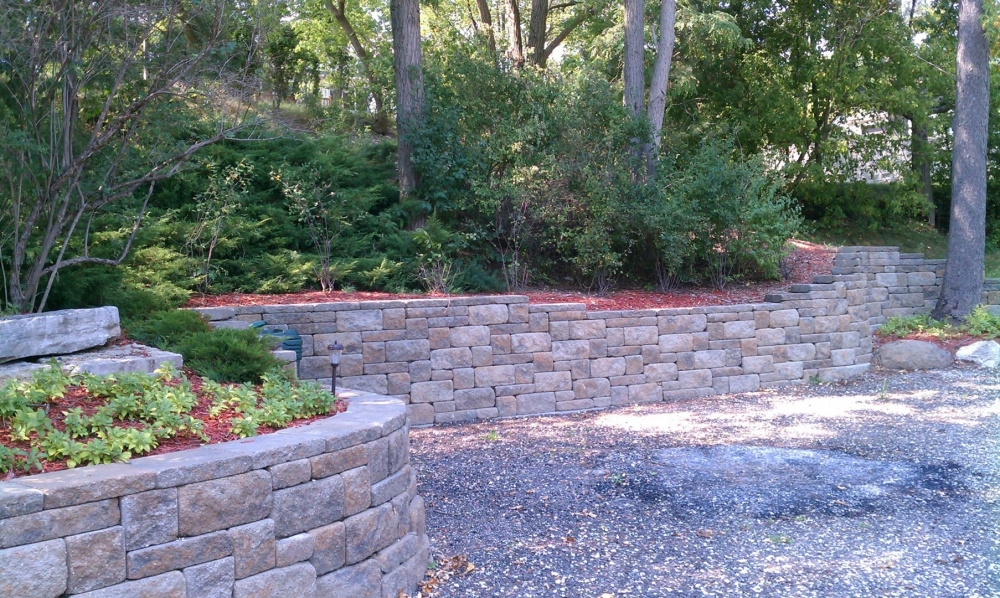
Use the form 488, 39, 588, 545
410, 366, 1000, 597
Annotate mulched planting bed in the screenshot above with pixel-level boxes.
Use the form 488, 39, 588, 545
185, 241, 835, 311
411, 366, 1000, 597
0, 368, 346, 480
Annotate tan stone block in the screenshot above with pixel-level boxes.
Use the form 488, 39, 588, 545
591, 357, 626, 377
659, 334, 693, 353
568, 320, 606, 340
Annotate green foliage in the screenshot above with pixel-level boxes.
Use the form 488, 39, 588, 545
649, 136, 802, 288
793, 182, 928, 230
0, 364, 340, 472
126, 309, 281, 384
125, 310, 213, 348
876, 307, 1000, 339
876, 314, 954, 338
962, 307, 1000, 338
172, 329, 284, 384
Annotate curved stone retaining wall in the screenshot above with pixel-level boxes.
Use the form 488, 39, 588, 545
0, 391, 427, 598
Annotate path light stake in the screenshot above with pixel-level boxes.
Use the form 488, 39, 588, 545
328, 341, 344, 397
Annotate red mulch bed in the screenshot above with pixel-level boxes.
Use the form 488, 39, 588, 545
185, 240, 836, 311
1, 368, 346, 480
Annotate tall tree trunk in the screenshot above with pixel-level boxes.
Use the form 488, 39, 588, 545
645, 0, 676, 176
933, 0, 990, 321
623, 0, 645, 118
475, 0, 498, 55
508, 0, 525, 67
391, 0, 425, 201
528, 0, 548, 65
325, 0, 390, 134
910, 117, 935, 227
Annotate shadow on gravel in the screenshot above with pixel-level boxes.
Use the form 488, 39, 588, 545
593, 446, 969, 520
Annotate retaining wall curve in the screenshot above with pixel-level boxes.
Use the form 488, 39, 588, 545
0, 391, 426, 598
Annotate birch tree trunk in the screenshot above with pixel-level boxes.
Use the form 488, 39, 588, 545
932, 0, 989, 321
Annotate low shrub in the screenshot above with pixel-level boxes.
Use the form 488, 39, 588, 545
171, 328, 284, 384
125, 309, 212, 348
127, 310, 282, 384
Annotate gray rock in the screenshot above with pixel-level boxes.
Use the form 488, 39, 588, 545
231, 519, 276, 579
66, 526, 126, 593
272, 475, 345, 538
315, 560, 380, 598
121, 488, 178, 550
344, 502, 400, 565
183, 557, 235, 598
177, 470, 272, 536
878, 340, 953, 370
210, 319, 251, 330
0, 498, 120, 549
371, 466, 410, 507
308, 522, 346, 575
310, 445, 368, 479
0, 306, 120, 363
269, 459, 313, 490
0, 484, 44, 519
374, 532, 420, 573
0, 539, 67, 597
130, 445, 254, 488
189, 307, 236, 321
126, 530, 232, 579
57, 344, 183, 377
955, 340, 1000, 368
70, 571, 186, 598
342, 467, 372, 517
380, 537, 430, 598
408, 495, 426, 537
233, 562, 317, 598
11, 461, 154, 509
275, 533, 315, 567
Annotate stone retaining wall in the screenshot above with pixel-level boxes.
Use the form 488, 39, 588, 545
195, 246, 1000, 426
0, 392, 427, 598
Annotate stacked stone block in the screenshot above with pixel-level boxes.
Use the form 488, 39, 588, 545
0, 392, 427, 598
192, 246, 1000, 425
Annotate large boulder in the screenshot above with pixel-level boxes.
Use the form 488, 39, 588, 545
955, 340, 1000, 368
878, 340, 953, 371
0, 307, 120, 363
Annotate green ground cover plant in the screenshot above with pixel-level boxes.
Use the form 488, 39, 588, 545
0, 363, 340, 475
876, 306, 1000, 340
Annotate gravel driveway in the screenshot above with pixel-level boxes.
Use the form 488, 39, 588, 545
410, 367, 1000, 597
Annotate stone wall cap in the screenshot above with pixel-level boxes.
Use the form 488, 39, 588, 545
528, 303, 587, 313
7, 461, 155, 510
0, 483, 45, 519
1, 394, 406, 502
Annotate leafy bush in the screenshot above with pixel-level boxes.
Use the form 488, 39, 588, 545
172, 329, 284, 384
652, 137, 802, 288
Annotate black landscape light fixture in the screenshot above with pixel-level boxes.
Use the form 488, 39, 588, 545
328, 341, 344, 396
